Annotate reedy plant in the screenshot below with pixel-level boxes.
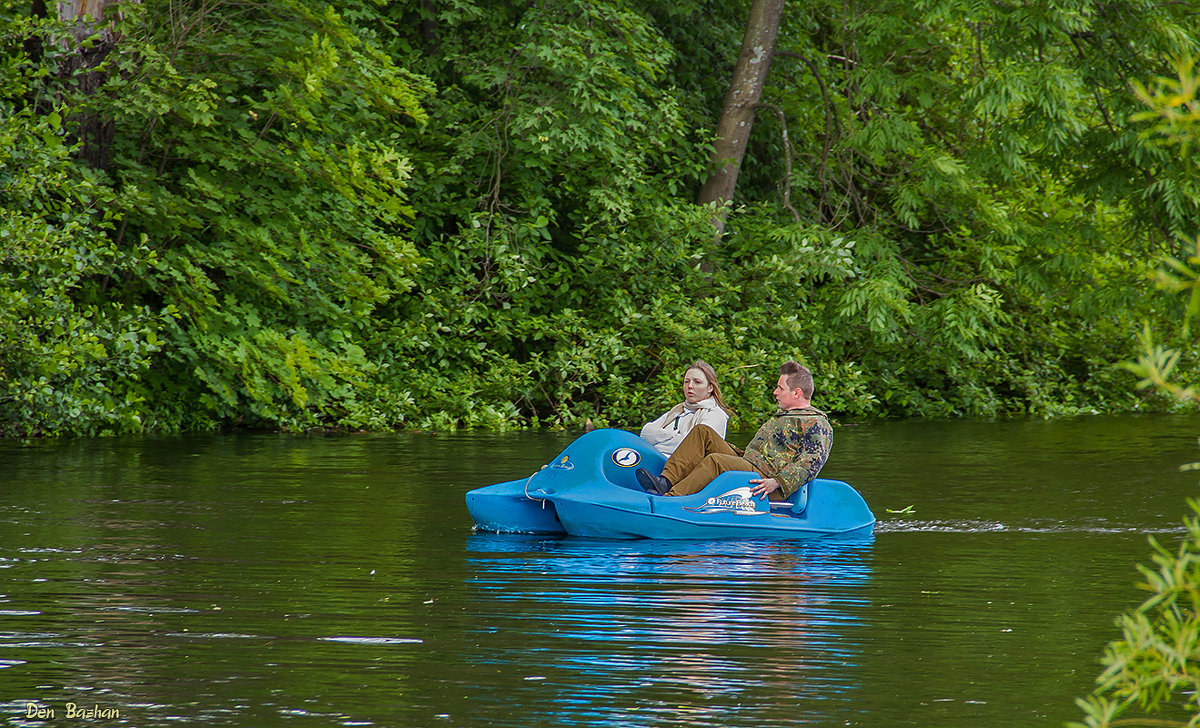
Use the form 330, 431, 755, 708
1073, 57, 1200, 728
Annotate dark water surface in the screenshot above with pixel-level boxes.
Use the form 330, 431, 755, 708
2, 415, 1198, 727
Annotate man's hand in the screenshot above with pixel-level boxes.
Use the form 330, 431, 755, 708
748, 476, 780, 498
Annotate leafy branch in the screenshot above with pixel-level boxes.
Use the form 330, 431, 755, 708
1074, 56, 1200, 728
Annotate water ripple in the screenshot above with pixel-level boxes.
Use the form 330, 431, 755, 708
876, 519, 1188, 534
319, 636, 424, 645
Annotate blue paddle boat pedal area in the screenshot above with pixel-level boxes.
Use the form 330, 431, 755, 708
466, 429, 875, 540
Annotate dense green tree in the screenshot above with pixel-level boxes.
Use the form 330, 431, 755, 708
374, 0, 1200, 428
712, 0, 1200, 417
2, 0, 431, 435
2, 0, 1199, 435
108, 0, 430, 431
365, 0, 740, 429
0, 12, 162, 436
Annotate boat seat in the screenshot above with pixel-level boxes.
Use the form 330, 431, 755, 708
769, 482, 809, 514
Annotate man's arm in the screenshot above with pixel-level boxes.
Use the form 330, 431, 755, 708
764, 417, 833, 497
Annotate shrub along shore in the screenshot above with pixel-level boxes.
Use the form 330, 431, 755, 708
2, 1, 1199, 437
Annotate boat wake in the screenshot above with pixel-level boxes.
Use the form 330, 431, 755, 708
876, 518, 1187, 534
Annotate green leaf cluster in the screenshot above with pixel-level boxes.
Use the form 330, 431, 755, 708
0, 14, 161, 436
3, 0, 1200, 434
1074, 56, 1200, 728
1072, 499, 1200, 728
374, 0, 1200, 427
2, 0, 434, 435
718, 0, 1199, 419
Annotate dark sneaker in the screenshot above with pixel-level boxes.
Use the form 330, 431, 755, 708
635, 467, 671, 495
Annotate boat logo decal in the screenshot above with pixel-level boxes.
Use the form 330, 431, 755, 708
682, 487, 765, 516
551, 455, 574, 471
611, 448, 641, 468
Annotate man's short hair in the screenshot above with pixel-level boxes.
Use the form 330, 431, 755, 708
780, 360, 814, 399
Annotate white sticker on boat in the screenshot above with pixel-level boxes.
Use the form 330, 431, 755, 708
551, 455, 574, 470
682, 487, 765, 516
611, 448, 641, 467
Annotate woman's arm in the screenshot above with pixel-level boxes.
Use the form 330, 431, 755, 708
693, 402, 729, 439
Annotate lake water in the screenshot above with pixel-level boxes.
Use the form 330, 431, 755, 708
2, 415, 1198, 727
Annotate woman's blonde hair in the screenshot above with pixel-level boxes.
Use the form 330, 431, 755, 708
685, 360, 730, 414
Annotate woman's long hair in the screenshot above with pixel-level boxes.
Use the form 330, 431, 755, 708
686, 360, 731, 415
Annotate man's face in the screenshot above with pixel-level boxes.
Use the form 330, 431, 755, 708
773, 374, 807, 410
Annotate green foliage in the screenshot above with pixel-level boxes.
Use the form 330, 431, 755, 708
1125, 57, 1200, 408
718, 0, 1200, 418
1072, 500, 1200, 728
1074, 57, 1200, 728
0, 14, 162, 437
1133, 57, 1200, 157
3, 0, 1200, 434
363, 0, 1196, 429
366, 0, 741, 429
87, 0, 429, 430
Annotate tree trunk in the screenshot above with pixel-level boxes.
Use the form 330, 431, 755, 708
59, 0, 119, 42
696, 0, 785, 237
57, 0, 128, 170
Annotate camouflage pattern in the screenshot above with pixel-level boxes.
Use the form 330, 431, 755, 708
740, 407, 833, 497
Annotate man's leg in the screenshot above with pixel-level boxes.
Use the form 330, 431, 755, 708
667, 453, 761, 496
661, 425, 739, 484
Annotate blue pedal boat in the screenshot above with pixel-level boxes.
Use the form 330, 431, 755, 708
465, 428, 876, 540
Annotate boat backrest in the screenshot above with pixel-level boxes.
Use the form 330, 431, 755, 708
766, 481, 809, 513
789, 482, 809, 513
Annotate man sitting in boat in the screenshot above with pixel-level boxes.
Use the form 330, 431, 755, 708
638, 360, 731, 456
635, 361, 831, 501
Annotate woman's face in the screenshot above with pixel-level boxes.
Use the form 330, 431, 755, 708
682, 368, 714, 405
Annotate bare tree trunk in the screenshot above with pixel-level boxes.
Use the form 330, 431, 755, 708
58, 0, 119, 42
696, 0, 785, 237
420, 0, 438, 50
57, 0, 129, 170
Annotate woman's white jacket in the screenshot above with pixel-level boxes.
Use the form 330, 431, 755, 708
639, 397, 729, 456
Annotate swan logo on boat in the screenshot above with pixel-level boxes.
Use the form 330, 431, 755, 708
611, 448, 641, 468
551, 455, 574, 471
682, 487, 765, 516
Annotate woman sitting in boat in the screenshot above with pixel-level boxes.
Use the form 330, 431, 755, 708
639, 360, 731, 456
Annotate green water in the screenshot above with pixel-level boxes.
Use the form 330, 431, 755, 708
1, 415, 1197, 727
